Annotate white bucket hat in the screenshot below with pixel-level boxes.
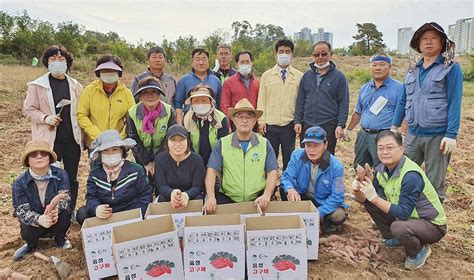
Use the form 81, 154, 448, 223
90, 130, 136, 159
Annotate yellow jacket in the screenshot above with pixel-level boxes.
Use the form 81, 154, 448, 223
77, 79, 135, 147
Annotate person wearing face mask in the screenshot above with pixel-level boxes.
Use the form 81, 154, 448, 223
183, 84, 229, 165
75, 130, 152, 225
294, 41, 349, 155
154, 125, 205, 205
23, 45, 83, 219
77, 55, 135, 152
257, 39, 303, 171
221, 51, 259, 131
126, 77, 175, 192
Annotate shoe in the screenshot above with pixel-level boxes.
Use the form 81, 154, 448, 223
13, 243, 36, 261
322, 223, 337, 234
371, 221, 378, 229
382, 238, 402, 248
55, 238, 73, 250
70, 210, 77, 222
404, 245, 432, 270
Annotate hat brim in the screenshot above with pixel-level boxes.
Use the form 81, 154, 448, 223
22, 148, 57, 167
184, 92, 216, 105
410, 23, 454, 53
95, 61, 123, 72
135, 85, 165, 97
89, 138, 136, 159
228, 107, 264, 120
301, 138, 325, 144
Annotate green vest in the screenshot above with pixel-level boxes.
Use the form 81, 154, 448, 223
128, 102, 172, 154
190, 110, 226, 153
221, 133, 267, 203
376, 156, 446, 226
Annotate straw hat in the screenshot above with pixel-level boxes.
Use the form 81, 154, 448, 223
21, 140, 57, 167
228, 98, 263, 119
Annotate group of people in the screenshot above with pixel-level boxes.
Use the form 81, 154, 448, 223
12, 21, 462, 271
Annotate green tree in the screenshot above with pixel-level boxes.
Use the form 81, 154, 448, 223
350, 23, 386, 55
293, 39, 313, 57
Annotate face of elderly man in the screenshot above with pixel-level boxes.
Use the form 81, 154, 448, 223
419, 30, 444, 58
370, 60, 391, 82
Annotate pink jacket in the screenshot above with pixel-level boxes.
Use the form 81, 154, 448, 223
23, 73, 84, 148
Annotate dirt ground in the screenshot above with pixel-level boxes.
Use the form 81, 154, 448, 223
0, 57, 473, 279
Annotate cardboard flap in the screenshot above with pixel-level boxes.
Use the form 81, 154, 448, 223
184, 213, 243, 227
145, 200, 203, 217
245, 215, 305, 231
82, 208, 142, 229
263, 201, 318, 215
112, 215, 175, 244
212, 202, 262, 215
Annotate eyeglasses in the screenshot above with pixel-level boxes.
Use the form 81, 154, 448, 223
304, 132, 325, 140
29, 151, 49, 158
312, 52, 329, 58
218, 52, 231, 56
377, 145, 401, 153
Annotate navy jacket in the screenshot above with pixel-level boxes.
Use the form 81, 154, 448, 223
12, 166, 70, 226
295, 62, 349, 127
85, 160, 152, 217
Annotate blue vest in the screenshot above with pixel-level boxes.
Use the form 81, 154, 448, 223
404, 63, 454, 128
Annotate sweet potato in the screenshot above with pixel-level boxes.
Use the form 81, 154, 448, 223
44, 193, 68, 214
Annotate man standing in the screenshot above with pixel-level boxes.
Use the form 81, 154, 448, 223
131, 46, 176, 105
174, 48, 222, 124
213, 44, 236, 84
220, 51, 259, 129
294, 41, 349, 155
280, 126, 347, 233
257, 39, 303, 170
203, 98, 279, 213
391, 22, 463, 202
345, 53, 404, 168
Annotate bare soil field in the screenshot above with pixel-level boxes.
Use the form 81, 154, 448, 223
0, 56, 473, 279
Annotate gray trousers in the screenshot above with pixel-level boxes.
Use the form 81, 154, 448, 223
364, 202, 446, 257
404, 134, 451, 201
353, 130, 379, 169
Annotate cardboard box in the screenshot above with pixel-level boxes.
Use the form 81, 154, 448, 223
183, 214, 245, 280
264, 201, 320, 260
246, 215, 308, 280
145, 200, 203, 239
112, 215, 185, 280
81, 208, 142, 279
211, 201, 263, 220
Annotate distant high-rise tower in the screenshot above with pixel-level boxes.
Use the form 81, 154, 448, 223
397, 27, 413, 54
451, 18, 474, 54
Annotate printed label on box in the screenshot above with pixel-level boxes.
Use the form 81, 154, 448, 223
147, 212, 202, 238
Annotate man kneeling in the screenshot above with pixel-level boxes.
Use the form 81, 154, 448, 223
352, 130, 446, 270
280, 126, 347, 233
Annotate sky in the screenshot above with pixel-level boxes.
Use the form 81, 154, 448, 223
2, 0, 473, 49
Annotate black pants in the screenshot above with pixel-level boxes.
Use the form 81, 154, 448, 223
54, 140, 81, 211
156, 193, 205, 202
279, 188, 346, 225
76, 206, 92, 226
265, 122, 296, 170
214, 188, 275, 204
301, 122, 337, 155
20, 210, 71, 247
364, 201, 447, 257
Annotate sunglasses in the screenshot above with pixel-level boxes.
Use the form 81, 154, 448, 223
29, 151, 49, 158
311, 52, 329, 58
305, 132, 325, 140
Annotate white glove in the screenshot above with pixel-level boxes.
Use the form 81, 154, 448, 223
440, 137, 456, 155
37, 214, 54, 228
350, 179, 361, 192
390, 126, 399, 133
95, 204, 112, 219
44, 115, 62, 126
344, 129, 354, 142
360, 179, 378, 201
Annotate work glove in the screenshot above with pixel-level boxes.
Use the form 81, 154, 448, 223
344, 129, 354, 142
440, 137, 457, 155
350, 179, 361, 192
44, 115, 62, 127
95, 204, 112, 219
37, 214, 54, 228
360, 178, 378, 202
390, 126, 399, 133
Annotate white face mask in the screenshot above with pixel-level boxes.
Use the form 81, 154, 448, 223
237, 64, 252, 76
48, 61, 67, 76
192, 104, 212, 115
100, 72, 119, 84
101, 152, 122, 166
276, 54, 291, 67
315, 61, 330, 69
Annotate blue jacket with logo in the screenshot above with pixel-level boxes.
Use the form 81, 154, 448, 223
281, 149, 348, 217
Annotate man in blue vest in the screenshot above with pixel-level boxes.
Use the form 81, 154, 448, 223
391, 22, 463, 202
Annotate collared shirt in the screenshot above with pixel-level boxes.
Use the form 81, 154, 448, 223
257, 65, 303, 126
355, 76, 403, 130
306, 163, 319, 198
174, 70, 222, 111
131, 69, 177, 105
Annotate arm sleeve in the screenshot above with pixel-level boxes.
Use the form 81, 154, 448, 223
167, 108, 177, 127
214, 82, 223, 110
56, 169, 71, 212
317, 163, 345, 217
388, 171, 423, 220
294, 75, 305, 124
445, 63, 463, 139
23, 84, 48, 124
256, 74, 267, 124
85, 172, 102, 217
392, 86, 407, 127
131, 77, 139, 96
280, 151, 298, 192
120, 91, 136, 139
186, 155, 205, 199
173, 78, 186, 109
155, 155, 175, 200
77, 88, 102, 142
220, 81, 231, 116
207, 139, 223, 172
337, 75, 350, 127
12, 179, 41, 226
265, 139, 279, 172
354, 87, 364, 114
134, 165, 153, 215
126, 113, 152, 165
